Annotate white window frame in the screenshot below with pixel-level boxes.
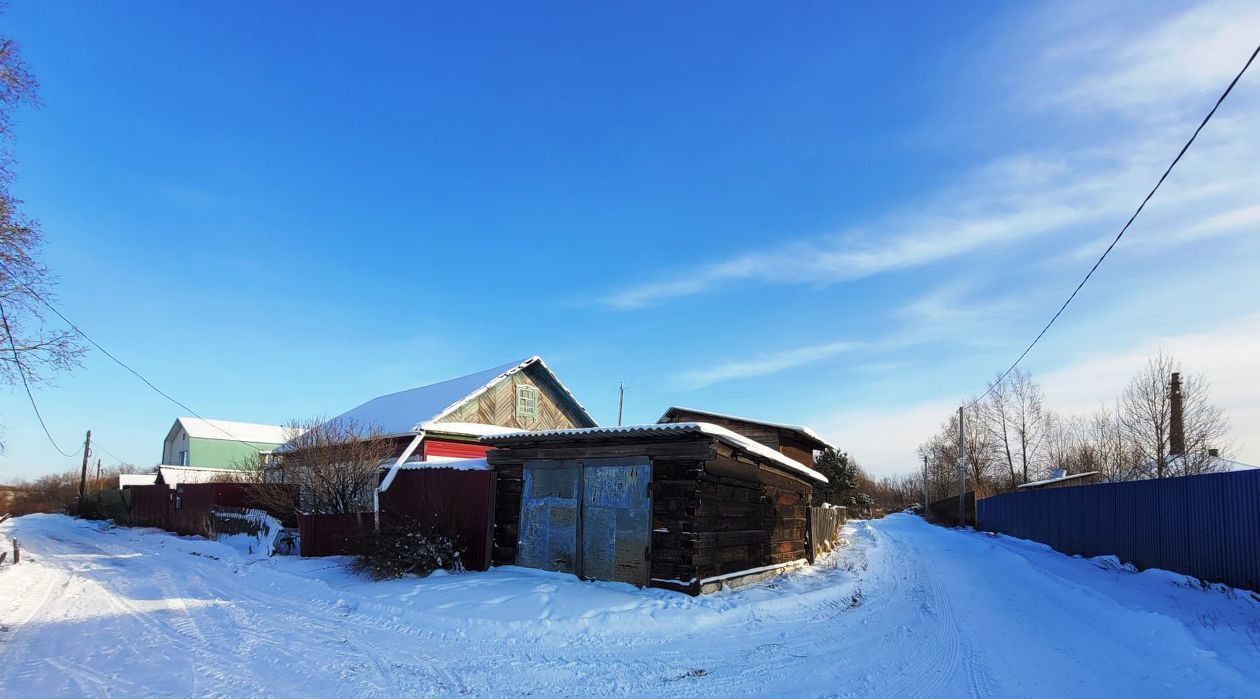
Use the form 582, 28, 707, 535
515, 384, 538, 419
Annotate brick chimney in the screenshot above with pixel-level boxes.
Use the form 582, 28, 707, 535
1169, 372, 1186, 457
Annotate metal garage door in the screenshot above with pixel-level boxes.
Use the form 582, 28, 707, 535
581, 458, 651, 586
518, 457, 652, 586
517, 461, 580, 575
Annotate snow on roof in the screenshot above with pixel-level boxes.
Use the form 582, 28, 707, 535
157, 465, 245, 486
420, 421, 523, 437
1147, 454, 1259, 472
483, 422, 828, 483
396, 458, 490, 472
313, 356, 596, 440
119, 473, 158, 487
378, 457, 491, 492
658, 406, 835, 450
172, 417, 292, 445
1017, 471, 1100, 489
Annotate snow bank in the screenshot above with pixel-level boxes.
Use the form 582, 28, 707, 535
2, 513, 1257, 698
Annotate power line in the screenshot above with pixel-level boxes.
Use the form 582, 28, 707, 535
0, 261, 263, 453
0, 296, 82, 458
93, 442, 128, 465
967, 41, 1260, 410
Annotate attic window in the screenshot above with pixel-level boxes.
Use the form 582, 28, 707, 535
515, 385, 538, 419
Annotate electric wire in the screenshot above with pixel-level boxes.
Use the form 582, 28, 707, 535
0, 261, 263, 453
965, 41, 1260, 409
0, 296, 82, 457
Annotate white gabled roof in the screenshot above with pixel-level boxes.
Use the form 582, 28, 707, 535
658, 406, 836, 451
317, 356, 596, 439
483, 422, 828, 483
172, 417, 292, 445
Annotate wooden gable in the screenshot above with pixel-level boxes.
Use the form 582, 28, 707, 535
436, 362, 593, 432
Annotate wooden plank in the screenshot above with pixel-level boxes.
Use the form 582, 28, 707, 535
488, 440, 713, 463
649, 560, 696, 580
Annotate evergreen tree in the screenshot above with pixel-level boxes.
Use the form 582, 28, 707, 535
812, 448, 871, 509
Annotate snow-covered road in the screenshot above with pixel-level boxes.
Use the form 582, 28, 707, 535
1, 513, 1257, 698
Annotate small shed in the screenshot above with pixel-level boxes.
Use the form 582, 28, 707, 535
483, 422, 829, 595
658, 406, 835, 466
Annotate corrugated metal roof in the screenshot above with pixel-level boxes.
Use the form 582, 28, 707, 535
173, 417, 291, 445
296, 356, 596, 443
658, 406, 836, 451
483, 422, 828, 483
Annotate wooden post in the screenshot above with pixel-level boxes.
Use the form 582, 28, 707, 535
922, 453, 929, 516
12, 538, 18, 564
957, 407, 966, 527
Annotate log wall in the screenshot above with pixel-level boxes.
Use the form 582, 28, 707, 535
487, 435, 815, 594
650, 451, 811, 587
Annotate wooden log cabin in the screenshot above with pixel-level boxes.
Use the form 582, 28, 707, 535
483, 416, 831, 595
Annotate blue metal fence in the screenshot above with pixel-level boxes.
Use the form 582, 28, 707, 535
977, 469, 1260, 592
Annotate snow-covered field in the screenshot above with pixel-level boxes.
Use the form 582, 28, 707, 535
1, 513, 1257, 698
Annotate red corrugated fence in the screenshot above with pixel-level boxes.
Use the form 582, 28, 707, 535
379, 467, 494, 571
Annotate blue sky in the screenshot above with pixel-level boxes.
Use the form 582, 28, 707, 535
2, 0, 1258, 481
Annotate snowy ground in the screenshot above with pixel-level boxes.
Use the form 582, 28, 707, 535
1, 513, 1257, 698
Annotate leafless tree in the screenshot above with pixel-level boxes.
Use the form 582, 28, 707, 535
240, 417, 395, 519
1008, 369, 1048, 485
915, 399, 999, 502
1120, 351, 1230, 478
982, 374, 1020, 490
0, 22, 86, 442
962, 400, 998, 494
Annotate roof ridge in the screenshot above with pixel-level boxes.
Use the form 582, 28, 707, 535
359, 357, 535, 404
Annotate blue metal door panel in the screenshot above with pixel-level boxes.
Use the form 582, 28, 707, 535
518, 462, 579, 575
581, 458, 651, 586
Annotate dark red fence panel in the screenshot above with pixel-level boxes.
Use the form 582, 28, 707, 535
125, 482, 266, 537
128, 484, 171, 529
298, 511, 374, 557
978, 469, 1260, 592
379, 468, 494, 571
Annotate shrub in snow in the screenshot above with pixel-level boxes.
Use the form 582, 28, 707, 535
348, 517, 465, 580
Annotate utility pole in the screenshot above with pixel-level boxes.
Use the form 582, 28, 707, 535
922, 453, 929, 512
95, 458, 102, 489
617, 382, 625, 426
957, 407, 966, 527
78, 430, 92, 501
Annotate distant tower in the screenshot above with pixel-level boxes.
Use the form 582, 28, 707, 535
1169, 372, 1186, 457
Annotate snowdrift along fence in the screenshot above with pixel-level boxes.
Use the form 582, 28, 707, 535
378, 468, 494, 571
114, 483, 257, 537
977, 469, 1260, 592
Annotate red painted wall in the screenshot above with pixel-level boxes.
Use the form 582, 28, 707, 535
423, 439, 491, 460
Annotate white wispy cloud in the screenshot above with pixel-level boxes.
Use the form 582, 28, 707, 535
688, 1, 1260, 473
672, 341, 861, 389
1034, 0, 1260, 117
811, 312, 1260, 478
668, 279, 1027, 390
598, 0, 1260, 311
